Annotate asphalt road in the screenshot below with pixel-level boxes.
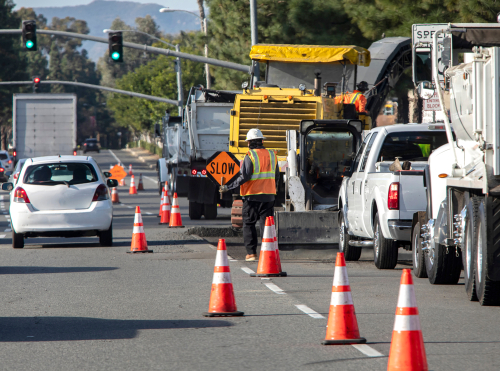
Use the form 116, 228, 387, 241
0, 150, 498, 370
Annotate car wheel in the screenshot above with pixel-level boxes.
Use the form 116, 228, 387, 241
159, 181, 164, 196
339, 212, 361, 261
463, 198, 478, 301
424, 236, 461, 285
12, 230, 24, 249
99, 223, 113, 247
204, 203, 218, 220
412, 222, 427, 278
189, 201, 203, 220
475, 199, 500, 305
373, 213, 398, 269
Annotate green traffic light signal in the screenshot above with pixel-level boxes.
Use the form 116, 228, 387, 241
111, 52, 121, 60
22, 20, 37, 51
108, 32, 123, 63
26, 40, 34, 49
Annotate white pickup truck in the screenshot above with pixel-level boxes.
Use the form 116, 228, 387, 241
338, 123, 448, 268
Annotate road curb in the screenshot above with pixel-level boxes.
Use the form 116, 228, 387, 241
124, 148, 158, 169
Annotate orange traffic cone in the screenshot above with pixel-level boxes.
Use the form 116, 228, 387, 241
119, 176, 127, 187
109, 164, 113, 170
159, 191, 171, 225
250, 217, 283, 277
127, 206, 153, 253
270, 216, 286, 276
169, 192, 185, 228
387, 269, 428, 371
129, 175, 137, 194
137, 173, 144, 190
129, 164, 133, 176
159, 183, 168, 217
203, 239, 244, 317
111, 187, 120, 204
322, 252, 366, 345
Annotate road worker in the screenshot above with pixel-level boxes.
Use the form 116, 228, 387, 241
336, 81, 369, 114
219, 128, 280, 261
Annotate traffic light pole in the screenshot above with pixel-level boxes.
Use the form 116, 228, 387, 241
0, 80, 180, 105
0, 29, 251, 73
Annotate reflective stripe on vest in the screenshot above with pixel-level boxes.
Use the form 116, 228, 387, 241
240, 149, 277, 196
349, 92, 362, 104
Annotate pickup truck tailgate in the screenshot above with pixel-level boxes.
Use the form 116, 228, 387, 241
399, 171, 426, 219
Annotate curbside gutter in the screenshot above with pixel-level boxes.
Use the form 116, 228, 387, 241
124, 148, 159, 169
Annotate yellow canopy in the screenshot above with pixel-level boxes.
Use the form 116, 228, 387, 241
249, 44, 370, 67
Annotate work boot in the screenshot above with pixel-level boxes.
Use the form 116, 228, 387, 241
245, 254, 257, 261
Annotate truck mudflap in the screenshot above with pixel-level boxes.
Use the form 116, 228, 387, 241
275, 210, 339, 260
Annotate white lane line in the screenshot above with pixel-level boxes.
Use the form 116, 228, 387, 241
241, 267, 255, 274
264, 282, 286, 295
108, 149, 121, 164
261, 278, 270, 280
145, 212, 153, 215
4, 215, 9, 218
4, 229, 11, 232
295, 304, 325, 319
143, 175, 158, 184
0, 234, 6, 238
352, 344, 384, 357
230, 259, 237, 262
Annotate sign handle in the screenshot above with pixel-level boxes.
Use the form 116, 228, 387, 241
220, 176, 225, 199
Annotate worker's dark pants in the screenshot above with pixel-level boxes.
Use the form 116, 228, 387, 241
243, 200, 274, 255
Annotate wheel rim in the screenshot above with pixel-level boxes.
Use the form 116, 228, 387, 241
413, 231, 419, 269
466, 219, 472, 279
374, 224, 380, 258
477, 223, 483, 284
339, 218, 345, 252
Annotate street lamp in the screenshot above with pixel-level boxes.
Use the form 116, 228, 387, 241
159, 7, 211, 89
103, 29, 184, 115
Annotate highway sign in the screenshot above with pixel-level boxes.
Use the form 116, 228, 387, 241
206, 151, 241, 186
109, 165, 127, 181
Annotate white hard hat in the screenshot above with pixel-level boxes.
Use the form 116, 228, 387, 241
245, 128, 266, 141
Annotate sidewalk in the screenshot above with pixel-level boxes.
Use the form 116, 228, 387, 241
124, 147, 160, 169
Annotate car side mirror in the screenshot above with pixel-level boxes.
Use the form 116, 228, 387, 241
103, 172, 112, 178
107, 179, 118, 188
2, 183, 13, 191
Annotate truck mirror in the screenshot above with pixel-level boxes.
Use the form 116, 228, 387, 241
154, 123, 161, 138
417, 81, 435, 100
2, 182, 13, 192
442, 36, 452, 69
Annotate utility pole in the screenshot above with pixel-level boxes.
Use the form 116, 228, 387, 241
175, 44, 184, 116
249, 0, 259, 86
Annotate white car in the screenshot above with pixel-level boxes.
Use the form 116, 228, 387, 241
3, 156, 117, 249
0, 150, 14, 172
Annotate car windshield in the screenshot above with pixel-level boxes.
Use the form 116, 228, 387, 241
0, 153, 9, 160
23, 163, 98, 185
377, 131, 448, 162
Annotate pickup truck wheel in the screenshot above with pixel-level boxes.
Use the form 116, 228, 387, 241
159, 181, 164, 196
425, 242, 462, 285
475, 199, 500, 305
99, 223, 113, 247
189, 201, 203, 220
412, 222, 427, 278
339, 213, 361, 261
12, 230, 24, 249
463, 198, 478, 301
204, 203, 218, 220
373, 213, 398, 269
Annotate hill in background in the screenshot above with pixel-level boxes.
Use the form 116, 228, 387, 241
31, 0, 200, 61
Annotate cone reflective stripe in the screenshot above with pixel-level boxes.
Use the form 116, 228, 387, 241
111, 187, 120, 204
159, 192, 171, 225
269, 216, 285, 275
250, 217, 284, 277
109, 164, 113, 170
203, 239, 244, 317
129, 175, 137, 194
138, 173, 144, 190
128, 206, 153, 253
120, 177, 126, 187
168, 192, 185, 228
322, 252, 366, 345
387, 269, 428, 371
129, 164, 133, 175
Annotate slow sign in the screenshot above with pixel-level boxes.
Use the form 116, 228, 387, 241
108, 165, 127, 181
206, 151, 241, 186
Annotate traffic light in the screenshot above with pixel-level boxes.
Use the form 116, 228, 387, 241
33, 76, 40, 93
22, 20, 37, 51
108, 32, 123, 63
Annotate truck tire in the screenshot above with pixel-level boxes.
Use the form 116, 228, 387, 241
412, 222, 427, 278
339, 213, 361, 261
12, 230, 24, 249
189, 201, 203, 220
425, 242, 462, 285
99, 223, 113, 247
475, 199, 500, 305
204, 203, 217, 220
373, 213, 398, 269
463, 198, 478, 301
159, 181, 164, 196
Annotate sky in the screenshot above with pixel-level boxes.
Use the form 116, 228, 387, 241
13, 0, 199, 10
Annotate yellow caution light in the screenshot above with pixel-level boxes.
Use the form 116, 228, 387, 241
438, 173, 448, 178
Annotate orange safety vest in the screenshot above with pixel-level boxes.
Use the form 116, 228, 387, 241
240, 148, 277, 197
